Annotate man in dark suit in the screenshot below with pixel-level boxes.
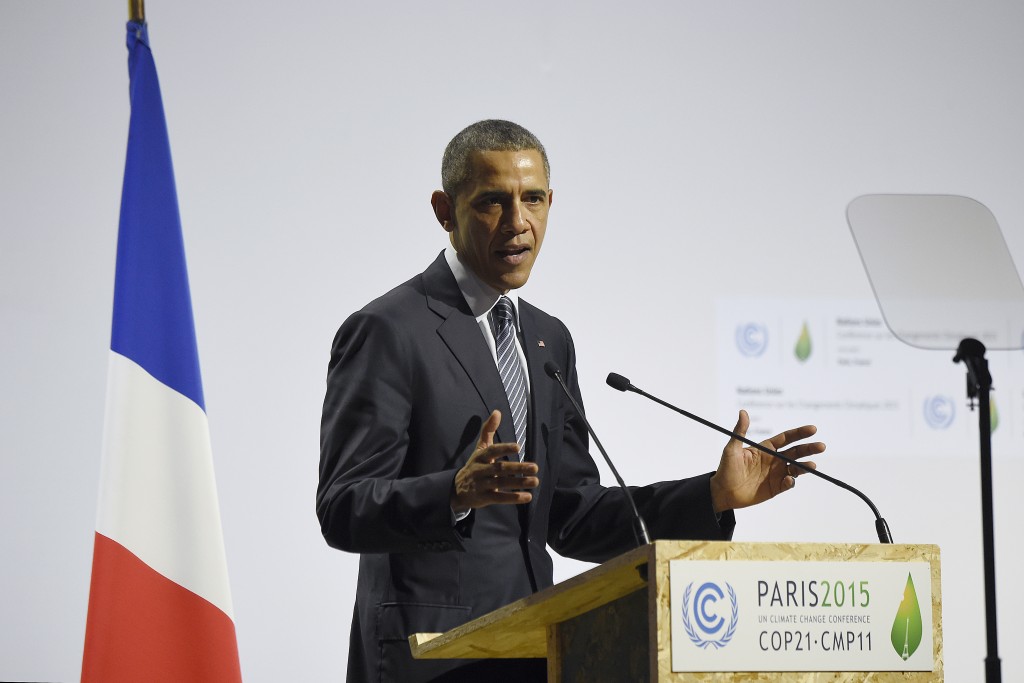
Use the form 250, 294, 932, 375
317, 120, 823, 682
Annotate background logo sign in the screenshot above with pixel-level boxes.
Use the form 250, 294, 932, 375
735, 323, 768, 357
794, 321, 812, 362
922, 395, 955, 429
682, 581, 737, 650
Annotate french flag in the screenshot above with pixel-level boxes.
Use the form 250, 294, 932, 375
81, 21, 242, 682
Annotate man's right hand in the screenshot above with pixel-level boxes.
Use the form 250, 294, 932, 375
450, 410, 539, 514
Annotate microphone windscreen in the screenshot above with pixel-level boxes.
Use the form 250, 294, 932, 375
606, 373, 631, 392
544, 360, 561, 379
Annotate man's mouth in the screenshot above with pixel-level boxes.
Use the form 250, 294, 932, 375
496, 245, 530, 265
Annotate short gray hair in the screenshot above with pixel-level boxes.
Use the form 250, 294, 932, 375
441, 120, 550, 198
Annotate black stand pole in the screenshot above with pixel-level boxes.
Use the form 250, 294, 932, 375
953, 338, 1001, 683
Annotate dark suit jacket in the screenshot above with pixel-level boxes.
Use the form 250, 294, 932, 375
318, 253, 734, 683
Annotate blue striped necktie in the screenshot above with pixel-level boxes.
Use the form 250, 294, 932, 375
491, 296, 528, 461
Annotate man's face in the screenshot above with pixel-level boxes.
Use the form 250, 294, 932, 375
433, 149, 552, 293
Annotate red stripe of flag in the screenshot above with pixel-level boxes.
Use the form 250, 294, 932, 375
82, 533, 242, 683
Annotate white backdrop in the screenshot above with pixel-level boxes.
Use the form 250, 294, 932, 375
2, 1, 1022, 681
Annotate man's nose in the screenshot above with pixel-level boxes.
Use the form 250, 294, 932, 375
501, 200, 529, 234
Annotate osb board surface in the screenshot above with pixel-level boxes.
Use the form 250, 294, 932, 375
555, 589, 649, 682
652, 541, 943, 682
410, 543, 653, 660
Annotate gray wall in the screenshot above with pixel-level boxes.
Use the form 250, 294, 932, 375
2, 1, 1022, 680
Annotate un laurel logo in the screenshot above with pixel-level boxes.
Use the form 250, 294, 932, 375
923, 395, 955, 429
735, 323, 768, 357
682, 581, 738, 650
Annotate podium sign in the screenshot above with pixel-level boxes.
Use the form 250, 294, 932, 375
411, 541, 942, 681
669, 560, 933, 672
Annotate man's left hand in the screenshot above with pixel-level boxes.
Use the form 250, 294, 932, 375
709, 410, 825, 513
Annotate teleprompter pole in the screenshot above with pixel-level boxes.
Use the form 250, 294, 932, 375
953, 338, 1001, 683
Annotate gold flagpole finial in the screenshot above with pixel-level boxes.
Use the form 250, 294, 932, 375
129, 0, 146, 22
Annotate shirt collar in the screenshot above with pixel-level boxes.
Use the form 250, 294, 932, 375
444, 245, 521, 323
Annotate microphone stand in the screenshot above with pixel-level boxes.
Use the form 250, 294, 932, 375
953, 338, 1001, 683
608, 373, 893, 544
545, 362, 651, 547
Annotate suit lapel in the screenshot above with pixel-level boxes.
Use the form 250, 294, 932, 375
421, 254, 518, 447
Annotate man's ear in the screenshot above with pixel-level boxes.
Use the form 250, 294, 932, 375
430, 190, 455, 232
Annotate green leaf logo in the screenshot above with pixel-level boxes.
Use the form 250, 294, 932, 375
891, 573, 923, 660
990, 396, 999, 434
794, 321, 812, 362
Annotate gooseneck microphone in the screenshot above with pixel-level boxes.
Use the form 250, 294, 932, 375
606, 372, 894, 544
544, 361, 651, 547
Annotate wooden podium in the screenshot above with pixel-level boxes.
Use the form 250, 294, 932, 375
410, 540, 942, 682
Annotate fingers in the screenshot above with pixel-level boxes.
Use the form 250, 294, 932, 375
779, 442, 826, 463
779, 459, 816, 500
478, 463, 539, 492
765, 424, 825, 475
481, 490, 535, 506
476, 410, 502, 452
453, 409, 542, 512
766, 424, 818, 450
784, 459, 817, 479
470, 410, 520, 464
783, 455, 818, 482
465, 479, 538, 507
451, 457, 539, 512
726, 410, 750, 451
471, 442, 521, 464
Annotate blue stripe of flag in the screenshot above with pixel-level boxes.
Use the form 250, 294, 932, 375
111, 22, 205, 411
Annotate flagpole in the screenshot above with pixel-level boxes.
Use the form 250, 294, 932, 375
129, 0, 145, 22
